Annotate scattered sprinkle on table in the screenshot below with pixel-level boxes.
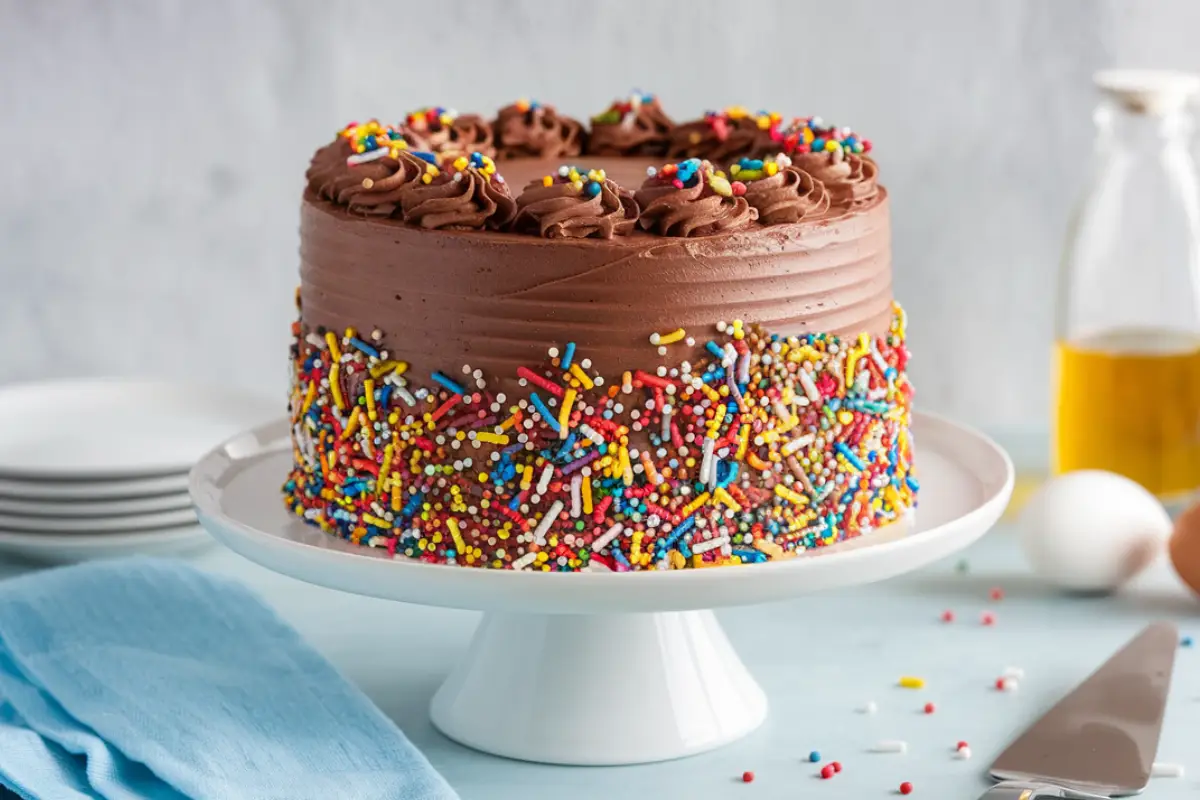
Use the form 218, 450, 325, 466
923, 702, 935, 714
741, 770, 755, 783
981, 611, 996, 626
1002, 666, 1025, 680
989, 587, 1005, 601
995, 676, 1019, 692
940, 609, 955, 623
955, 559, 970, 573
819, 764, 835, 779
1182, 636, 1194, 648
807, 750, 821, 763
872, 740, 908, 754
860, 701, 879, 714
898, 676, 925, 689
831, 761, 842, 773
899, 780, 914, 794
1152, 762, 1184, 778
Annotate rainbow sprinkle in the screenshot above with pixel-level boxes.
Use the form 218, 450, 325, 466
592, 91, 658, 125
781, 117, 871, 156
338, 120, 409, 162
541, 165, 607, 197
405, 106, 458, 132
647, 159, 747, 198
284, 306, 915, 571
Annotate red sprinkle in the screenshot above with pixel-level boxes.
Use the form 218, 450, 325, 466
923, 702, 936, 714
994, 677, 1007, 691
899, 781, 913, 794
820, 765, 835, 779
956, 740, 969, 751
831, 761, 842, 773
741, 771, 754, 783
981, 611, 996, 626
990, 587, 1005, 601
940, 610, 955, 623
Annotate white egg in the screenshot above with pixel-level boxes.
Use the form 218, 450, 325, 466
1018, 470, 1171, 592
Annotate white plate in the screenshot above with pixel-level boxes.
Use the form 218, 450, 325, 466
0, 507, 196, 534
0, 525, 214, 564
192, 412, 1013, 767
0, 471, 190, 501
0, 492, 192, 519
0, 378, 278, 481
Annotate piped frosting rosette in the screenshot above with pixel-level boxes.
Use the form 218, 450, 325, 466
513, 165, 638, 239
586, 92, 674, 156
400, 151, 516, 230
731, 154, 831, 224
666, 107, 786, 162
402, 106, 495, 162
781, 117, 878, 208
494, 99, 586, 160
634, 158, 757, 237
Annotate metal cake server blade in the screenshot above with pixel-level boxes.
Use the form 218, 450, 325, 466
980, 622, 1178, 799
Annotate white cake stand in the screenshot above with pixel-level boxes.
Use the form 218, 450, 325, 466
190, 412, 1012, 766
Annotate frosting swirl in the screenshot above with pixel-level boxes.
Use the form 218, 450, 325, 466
513, 166, 638, 239
733, 157, 831, 224
306, 122, 442, 216
787, 151, 878, 207
401, 152, 517, 230
586, 92, 674, 157
666, 107, 785, 162
494, 99, 585, 160
634, 159, 757, 237
402, 107, 495, 160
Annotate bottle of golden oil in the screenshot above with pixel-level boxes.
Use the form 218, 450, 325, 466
1054, 70, 1200, 503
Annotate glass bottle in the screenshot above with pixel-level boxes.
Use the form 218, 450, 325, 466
1053, 69, 1200, 503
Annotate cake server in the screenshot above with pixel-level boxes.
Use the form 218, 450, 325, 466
979, 622, 1178, 799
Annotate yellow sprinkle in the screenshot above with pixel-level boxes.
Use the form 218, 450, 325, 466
651, 327, 686, 346
558, 388, 576, 439
754, 538, 785, 559
714, 487, 742, 512
329, 363, 345, 410
709, 175, 733, 197
631, 530, 643, 561
340, 406, 363, 440
447, 518, 466, 553
362, 513, 389, 528
640, 451, 661, 485
774, 484, 809, 506
499, 412, 522, 431
581, 474, 593, 514
390, 482, 402, 512
324, 331, 341, 362
682, 492, 711, 518
620, 446, 634, 486
363, 379, 377, 420
520, 465, 534, 491
746, 452, 770, 471
621, 371, 633, 391
300, 380, 316, 414
370, 360, 408, 379
568, 363, 594, 390
475, 431, 510, 446
735, 424, 751, 461
898, 676, 926, 689
542, 175, 553, 187
698, 383, 721, 404
668, 550, 686, 570
380, 442, 394, 488
453, 156, 468, 171
765, 160, 779, 176
837, 410, 854, 425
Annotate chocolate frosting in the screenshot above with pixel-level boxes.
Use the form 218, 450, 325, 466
400, 164, 516, 230
635, 161, 757, 237
788, 151, 878, 207
665, 110, 784, 162
494, 101, 585, 160
513, 169, 638, 239
586, 94, 674, 157
299, 186, 893, 396
403, 109, 495, 160
305, 137, 438, 217
740, 164, 831, 224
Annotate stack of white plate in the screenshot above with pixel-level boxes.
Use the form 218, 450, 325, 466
0, 379, 277, 562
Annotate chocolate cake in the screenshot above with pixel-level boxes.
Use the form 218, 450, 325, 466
285, 95, 916, 572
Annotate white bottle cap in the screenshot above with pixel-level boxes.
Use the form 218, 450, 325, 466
1094, 69, 1200, 115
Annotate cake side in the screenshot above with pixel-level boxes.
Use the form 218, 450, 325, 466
299, 189, 893, 394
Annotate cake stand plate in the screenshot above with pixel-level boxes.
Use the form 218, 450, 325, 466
191, 412, 1013, 766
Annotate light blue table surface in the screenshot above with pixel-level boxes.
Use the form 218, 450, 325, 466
2, 527, 1197, 800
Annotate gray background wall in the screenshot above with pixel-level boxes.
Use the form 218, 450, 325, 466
2, 0, 1197, 448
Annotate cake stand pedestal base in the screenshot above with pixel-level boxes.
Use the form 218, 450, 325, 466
430, 610, 766, 765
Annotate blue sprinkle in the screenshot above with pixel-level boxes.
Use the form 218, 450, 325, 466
835, 442, 866, 471
412, 151, 438, 164
731, 548, 766, 563
705, 341, 726, 359
808, 751, 821, 763
585, 181, 602, 198
1182, 636, 1194, 648
378, 384, 393, 407
905, 476, 920, 492
562, 341, 576, 369
348, 337, 380, 359
529, 392, 561, 432
431, 371, 466, 395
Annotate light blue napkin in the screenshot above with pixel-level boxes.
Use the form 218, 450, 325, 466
0, 557, 458, 800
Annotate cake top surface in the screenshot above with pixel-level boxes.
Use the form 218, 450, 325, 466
305, 94, 880, 240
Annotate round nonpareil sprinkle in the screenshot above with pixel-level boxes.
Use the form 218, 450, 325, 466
899, 780, 914, 794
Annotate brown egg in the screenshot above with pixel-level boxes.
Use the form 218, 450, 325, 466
1169, 500, 1200, 597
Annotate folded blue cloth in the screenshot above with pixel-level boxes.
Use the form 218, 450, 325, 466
0, 557, 457, 800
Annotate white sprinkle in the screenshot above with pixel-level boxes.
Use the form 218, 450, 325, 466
1002, 666, 1025, 680
579, 424, 607, 445
871, 740, 907, 754
1152, 762, 1184, 778
954, 746, 972, 760
692, 536, 729, 554
998, 678, 1020, 693
591, 523, 625, 553
570, 474, 582, 518
536, 463, 554, 495
859, 701, 878, 715
531, 500, 564, 545
649, 332, 661, 345
782, 434, 815, 456
512, 551, 538, 570
798, 368, 821, 403
346, 147, 392, 166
